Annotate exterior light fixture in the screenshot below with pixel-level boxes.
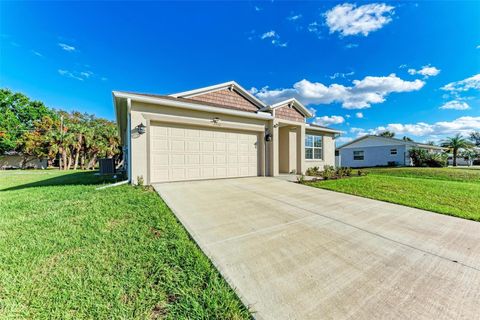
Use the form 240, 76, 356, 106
265, 133, 272, 142
137, 123, 146, 134
212, 117, 220, 124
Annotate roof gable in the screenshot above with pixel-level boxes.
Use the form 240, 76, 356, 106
170, 81, 266, 109
338, 135, 445, 149
185, 88, 260, 113
262, 98, 313, 118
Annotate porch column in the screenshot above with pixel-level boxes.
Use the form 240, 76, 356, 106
259, 130, 266, 176
296, 124, 305, 174
272, 120, 279, 176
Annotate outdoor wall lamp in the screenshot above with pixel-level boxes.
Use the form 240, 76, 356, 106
265, 133, 272, 142
137, 123, 146, 134
212, 117, 220, 124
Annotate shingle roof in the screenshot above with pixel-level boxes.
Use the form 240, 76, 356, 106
117, 91, 259, 113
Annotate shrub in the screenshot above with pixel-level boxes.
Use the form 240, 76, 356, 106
357, 170, 366, 176
336, 167, 352, 177
408, 148, 428, 167
408, 148, 448, 167
305, 166, 320, 176
296, 174, 306, 184
424, 153, 448, 167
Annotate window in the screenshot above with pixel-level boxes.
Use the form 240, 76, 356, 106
353, 150, 364, 160
305, 134, 323, 160
390, 148, 397, 155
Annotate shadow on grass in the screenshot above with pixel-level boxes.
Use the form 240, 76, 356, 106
0, 171, 125, 191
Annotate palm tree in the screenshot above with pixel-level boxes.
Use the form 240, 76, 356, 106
378, 130, 395, 138
441, 134, 473, 166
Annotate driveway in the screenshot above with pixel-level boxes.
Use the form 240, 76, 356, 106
154, 177, 480, 320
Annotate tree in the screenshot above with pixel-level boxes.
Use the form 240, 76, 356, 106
402, 136, 413, 142
1, 89, 120, 170
378, 131, 395, 138
425, 141, 436, 146
441, 134, 473, 166
460, 149, 480, 167
470, 131, 480, 147
0, 89, 54, 166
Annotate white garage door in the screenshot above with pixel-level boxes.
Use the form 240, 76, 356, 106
150, 122, 259, 183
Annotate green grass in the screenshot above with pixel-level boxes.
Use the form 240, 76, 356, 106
307, 167, 480, 221
364, 167, 480, 183
0, 170, 250, 319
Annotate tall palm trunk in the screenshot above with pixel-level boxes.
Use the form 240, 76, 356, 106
453, 148, 458, 166
61, 148, 68, 170
73, 135, 83, 170
87, 154, 97, 170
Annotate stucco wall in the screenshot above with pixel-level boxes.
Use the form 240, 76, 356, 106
129, 101, 268, 184
339, 145, 408, 168
303, 131, 336, 171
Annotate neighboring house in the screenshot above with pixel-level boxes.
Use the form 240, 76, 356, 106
337, 135, 445, 168
0, 152, 48, 169
447, 147, 480, 166
113, 81, 341, 184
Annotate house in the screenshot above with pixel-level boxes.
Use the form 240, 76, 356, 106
337, 135, 445, 168
447, 147, 480, 166
113, 81, 341, 184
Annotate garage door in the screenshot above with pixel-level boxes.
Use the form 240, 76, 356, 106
149, 122, 259, 182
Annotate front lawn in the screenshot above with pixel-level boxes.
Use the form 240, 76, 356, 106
0, 170, 250, 319
307, 167, 480, 221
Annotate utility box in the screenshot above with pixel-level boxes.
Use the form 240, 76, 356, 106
99, 158, 115, 174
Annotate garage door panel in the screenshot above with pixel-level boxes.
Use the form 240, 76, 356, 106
150, 123, 259, 182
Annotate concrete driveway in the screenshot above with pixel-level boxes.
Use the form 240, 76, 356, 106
154, 177, 480, 320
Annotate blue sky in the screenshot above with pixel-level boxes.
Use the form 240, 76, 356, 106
1, 1, 479, 144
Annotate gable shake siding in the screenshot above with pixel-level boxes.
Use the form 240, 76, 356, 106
274, 105, 305, 122
189, 89, 259, 113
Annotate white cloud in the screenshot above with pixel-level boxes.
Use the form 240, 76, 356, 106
254, 6, 261, 11
350, 116, 480, 138
253, 74, 424, 109
272, 39, 288, 47
313, 115, 345, 126
58, 69, 83, 81
31, 50, 43, 57
345, 43, 358, 49
324, 3, 395, 37
261, 31, 276, 39
336, 136, 353, 144
345, 114, 351, 118
355, 112, 364, 118
58, 43, 75, 51
260, 30, 287, 47
476, 44, 480, 49
441, 74, 480, 92
330, 71, 355, 79
439, 100, 470, 110
307, 22, 322, 38
399, 64, 408, 69
307, 107, 317, 117
407, 65, 440, 78
287, 14, 302, 21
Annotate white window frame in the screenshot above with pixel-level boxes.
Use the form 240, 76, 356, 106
305, 134, 323, 160
353, 150, 364, 160
390, 148, 398, 155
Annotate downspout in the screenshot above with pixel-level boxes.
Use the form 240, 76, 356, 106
127, 98, 132, 183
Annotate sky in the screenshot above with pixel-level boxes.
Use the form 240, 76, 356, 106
1, 1, 479, 145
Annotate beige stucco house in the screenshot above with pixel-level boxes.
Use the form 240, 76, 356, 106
113, 81, 341, 184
